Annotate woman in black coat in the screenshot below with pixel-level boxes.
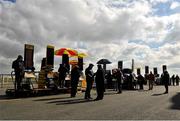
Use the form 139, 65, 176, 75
95, 64, 105, 101
71, 65, 81, 97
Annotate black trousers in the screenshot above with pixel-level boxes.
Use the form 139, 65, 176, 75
173, 81, 175, 86
149, 80, 153, 90
85, 81, 93, 98
96, 87, 104, 99
139, 82, 144, 90
15, 73, 22, 91
59, 76, 65, 88
71, 81, 78, 97
165, 84, 168, 93
117, 81, 122, 93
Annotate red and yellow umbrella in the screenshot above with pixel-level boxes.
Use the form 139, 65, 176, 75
78, 53, 88, 58
69, 60, 85, 65
55, 48, 78, 56
69, 60, 78, 65
71, 52, 88, 58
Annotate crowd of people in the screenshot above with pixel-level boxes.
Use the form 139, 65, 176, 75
170, 74, 179, 86
58, 63, 105, 101
12, 55, 180, 100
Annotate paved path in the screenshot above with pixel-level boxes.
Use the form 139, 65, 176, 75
0, 86, 180, 120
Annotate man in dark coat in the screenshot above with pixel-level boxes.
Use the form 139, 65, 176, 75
85, 63, 94, 99
12, 55, 24, 91
58, 64, 68, 88
148, 71, 155, 90
176, 75, 179, 86
71, 65, 81, 97
171, 75, 175, 86
161, 70, 170, 94
105, 71, 112, 89
137, 74, 145, 90
129, 73, 134, 90
114, 69, 123, 93
94, 64, 105, 101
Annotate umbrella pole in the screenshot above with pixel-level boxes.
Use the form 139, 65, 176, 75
62, 54, 69, 64
103, 64, 106, 71
62, 54, 70, 72
78, 57, 83, 71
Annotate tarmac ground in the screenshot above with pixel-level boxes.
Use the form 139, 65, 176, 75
1, 85, 180, 120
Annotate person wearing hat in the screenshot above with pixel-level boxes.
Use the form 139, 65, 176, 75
84, 63, 94, 99
12, 55, 24, 92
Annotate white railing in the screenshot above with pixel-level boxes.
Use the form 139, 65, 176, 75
0, 71, 39, 88
0, 73, 14, 88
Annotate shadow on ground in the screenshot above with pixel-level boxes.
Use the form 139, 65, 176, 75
170, 92, 180, 110
34, 96, 71, 101
151, 93, 166, 96
104, 92, 118, 95
47, 98, 94, 105
138, 89, 150, 92
0, 93, 70, 100
0, 95, 17, 100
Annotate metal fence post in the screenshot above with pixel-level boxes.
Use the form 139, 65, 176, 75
1, 74, 3, 88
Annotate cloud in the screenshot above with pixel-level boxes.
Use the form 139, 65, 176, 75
0, 0, 180, 75
149, 0, 169, 5
170, 1, 180, 9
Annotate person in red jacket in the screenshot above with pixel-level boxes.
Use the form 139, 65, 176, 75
148, 71, 155, 90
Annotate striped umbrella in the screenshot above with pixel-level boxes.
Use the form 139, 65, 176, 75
55, 48, 78, 56
69, 59, 85, 65
78, 53, 88, 58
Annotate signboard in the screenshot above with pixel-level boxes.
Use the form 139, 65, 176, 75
118, 61, 123, 70
46, 45, 54, 68
162, 65, 167, 72
24, 44, 34, 69
78, 57, 83, 71
153, 67, 158, 75
145, 66, 149, 74
137, 68, 141, 75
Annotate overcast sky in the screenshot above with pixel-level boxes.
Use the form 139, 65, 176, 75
0, 0, 180, 75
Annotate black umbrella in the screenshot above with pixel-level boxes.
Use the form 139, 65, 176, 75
97, 59, 112, 71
